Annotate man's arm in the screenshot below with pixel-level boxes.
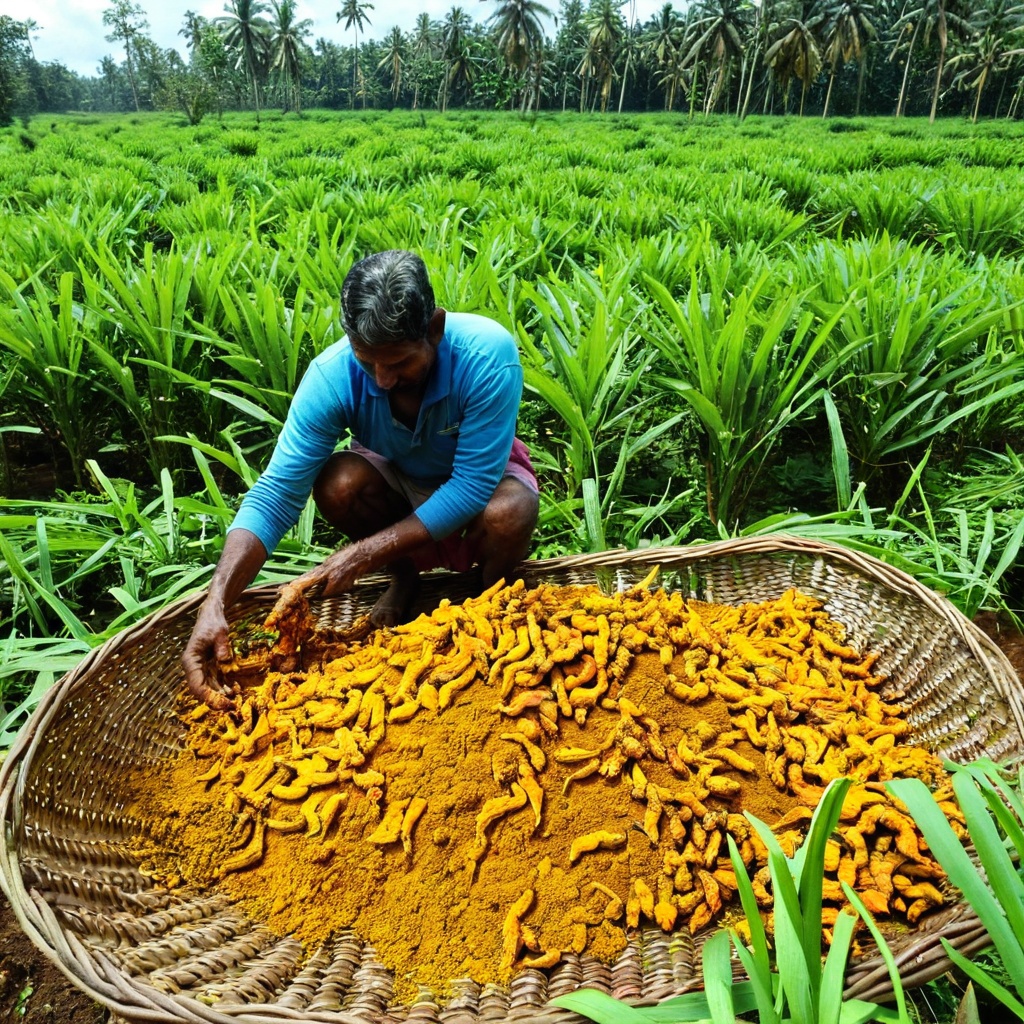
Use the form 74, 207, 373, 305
275, 513, 433, 602
181, 528, 268, 708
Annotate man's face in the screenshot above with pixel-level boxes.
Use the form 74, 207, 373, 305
350, 336, 437, 393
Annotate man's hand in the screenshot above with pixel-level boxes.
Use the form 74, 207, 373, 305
265, 545, 373, 624
181, 599, 238, 710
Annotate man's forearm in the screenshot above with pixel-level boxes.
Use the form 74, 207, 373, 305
312, 514, 434, 595
206, 528, 269, 608
358, 513, 434, 569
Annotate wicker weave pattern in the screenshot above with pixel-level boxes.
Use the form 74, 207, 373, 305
2, 537, 1022, 1024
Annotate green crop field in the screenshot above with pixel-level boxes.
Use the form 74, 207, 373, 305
2, 108, 1024, 1024
1, 110, 1023, 740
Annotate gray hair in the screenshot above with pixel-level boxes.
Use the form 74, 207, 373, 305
341, 250, 436, 347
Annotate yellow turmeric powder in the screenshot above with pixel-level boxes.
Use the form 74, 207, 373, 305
128, 581, 962, 1002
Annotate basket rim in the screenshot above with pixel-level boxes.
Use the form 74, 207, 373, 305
1, 534, 1021, 1022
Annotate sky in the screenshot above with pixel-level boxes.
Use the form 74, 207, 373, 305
3, 0, 668, 79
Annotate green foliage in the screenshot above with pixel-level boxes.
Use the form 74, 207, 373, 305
644, 260, 852, 528
2, 111, 1023, 753
553, 779, 911, 1024
890, 763, 1024, 1020
223, 129, 260, 156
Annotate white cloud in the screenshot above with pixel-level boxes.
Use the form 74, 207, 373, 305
3, 0, 667, 79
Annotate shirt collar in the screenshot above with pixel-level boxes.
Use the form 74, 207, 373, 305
420, 329, 452, 407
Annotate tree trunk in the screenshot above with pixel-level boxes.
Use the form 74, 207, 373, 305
822, 67, 835, 117
799, 76, 808, 116
735, 55, 747, 117
740, 45, 760, 120
930, 44, 946, 122
124, 49, 140, 112
1007, 76, 1024, 118
973, 67, 987, 123
855, 56, 866, 115
689, 60, 699, 119
995, 69, 1009, 119
618, 47, 632, 112
351, 30, 358, 109
895, 20, 919, 117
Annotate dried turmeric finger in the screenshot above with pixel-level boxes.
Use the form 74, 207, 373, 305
400, 796, 428, 856
561, 758, 600, 795
521, 949, 561, 970
366, 798, 411, 846
475, 783, 528, 846
518, 765, 544, 829
500, 732, 546, 772
569, 830, 626, 864
220, 822, 265, 876
499, 888, 534, 973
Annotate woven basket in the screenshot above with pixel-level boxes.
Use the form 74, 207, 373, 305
2, 536, 1022, 1024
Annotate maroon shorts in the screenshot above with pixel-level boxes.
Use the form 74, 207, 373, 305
349, 437, 538, 573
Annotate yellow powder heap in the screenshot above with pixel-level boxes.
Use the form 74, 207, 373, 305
129, 579, 964, 999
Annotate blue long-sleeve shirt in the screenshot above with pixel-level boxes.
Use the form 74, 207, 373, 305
228, 312, 524, 552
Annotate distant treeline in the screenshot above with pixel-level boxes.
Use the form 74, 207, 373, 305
2, 0, 1023, 126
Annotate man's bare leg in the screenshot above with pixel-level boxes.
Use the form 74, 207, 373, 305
312, 453, 421, 626
315, 456, 539, 622
468, 477, 540, 588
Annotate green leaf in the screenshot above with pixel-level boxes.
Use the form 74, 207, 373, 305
842, 885, 911, 1024
818, 911, 856, 1024
954, 983, 981, 1024
582, 478, 606, 553
823, 390, 851, 510
549, 990, 654, 1024
701, 930, 736, 1024
888, 776, 1024, 980
942, 943, 1024, 1020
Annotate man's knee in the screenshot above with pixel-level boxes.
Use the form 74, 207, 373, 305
313, 454, 359, 515
480, 479, 539, 542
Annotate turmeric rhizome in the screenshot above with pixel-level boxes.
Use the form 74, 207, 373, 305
129, 578, 962, 998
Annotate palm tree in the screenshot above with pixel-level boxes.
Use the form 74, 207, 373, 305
439, 6, 475, 110
578, 0, 625, 112
410, 13, 437, 108
180, 10, 206, 55
270, 0, 311, 113
21, 18, 39, 60
657, 39, 690, 109
102, 0, 148, 111
218, 0, 272, 115
486, 0, 552, 112
313, 36, 345, 105
764, 17, 822, 114
616, 0, 639, 111
947, 0, 1024, 122
924, 0, 973, 120
646, 3, 683, 108
682, 0, 750, 115
738, 0, 778, 118
554, 0, 587, 111
377, 25, 407, 106
812, 0, 878, 116
337, 0, 374, 108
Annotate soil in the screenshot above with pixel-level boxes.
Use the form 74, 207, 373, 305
0, 897, 109, 1023
0, 615, 1022, 1023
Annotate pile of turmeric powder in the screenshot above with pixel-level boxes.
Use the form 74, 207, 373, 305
128, 576, 966, 999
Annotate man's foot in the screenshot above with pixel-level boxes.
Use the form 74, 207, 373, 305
370, 567, 420, 627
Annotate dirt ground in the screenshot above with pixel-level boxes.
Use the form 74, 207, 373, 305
1, 614, 1022, 1023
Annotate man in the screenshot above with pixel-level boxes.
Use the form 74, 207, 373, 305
182, 250, 539, 709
